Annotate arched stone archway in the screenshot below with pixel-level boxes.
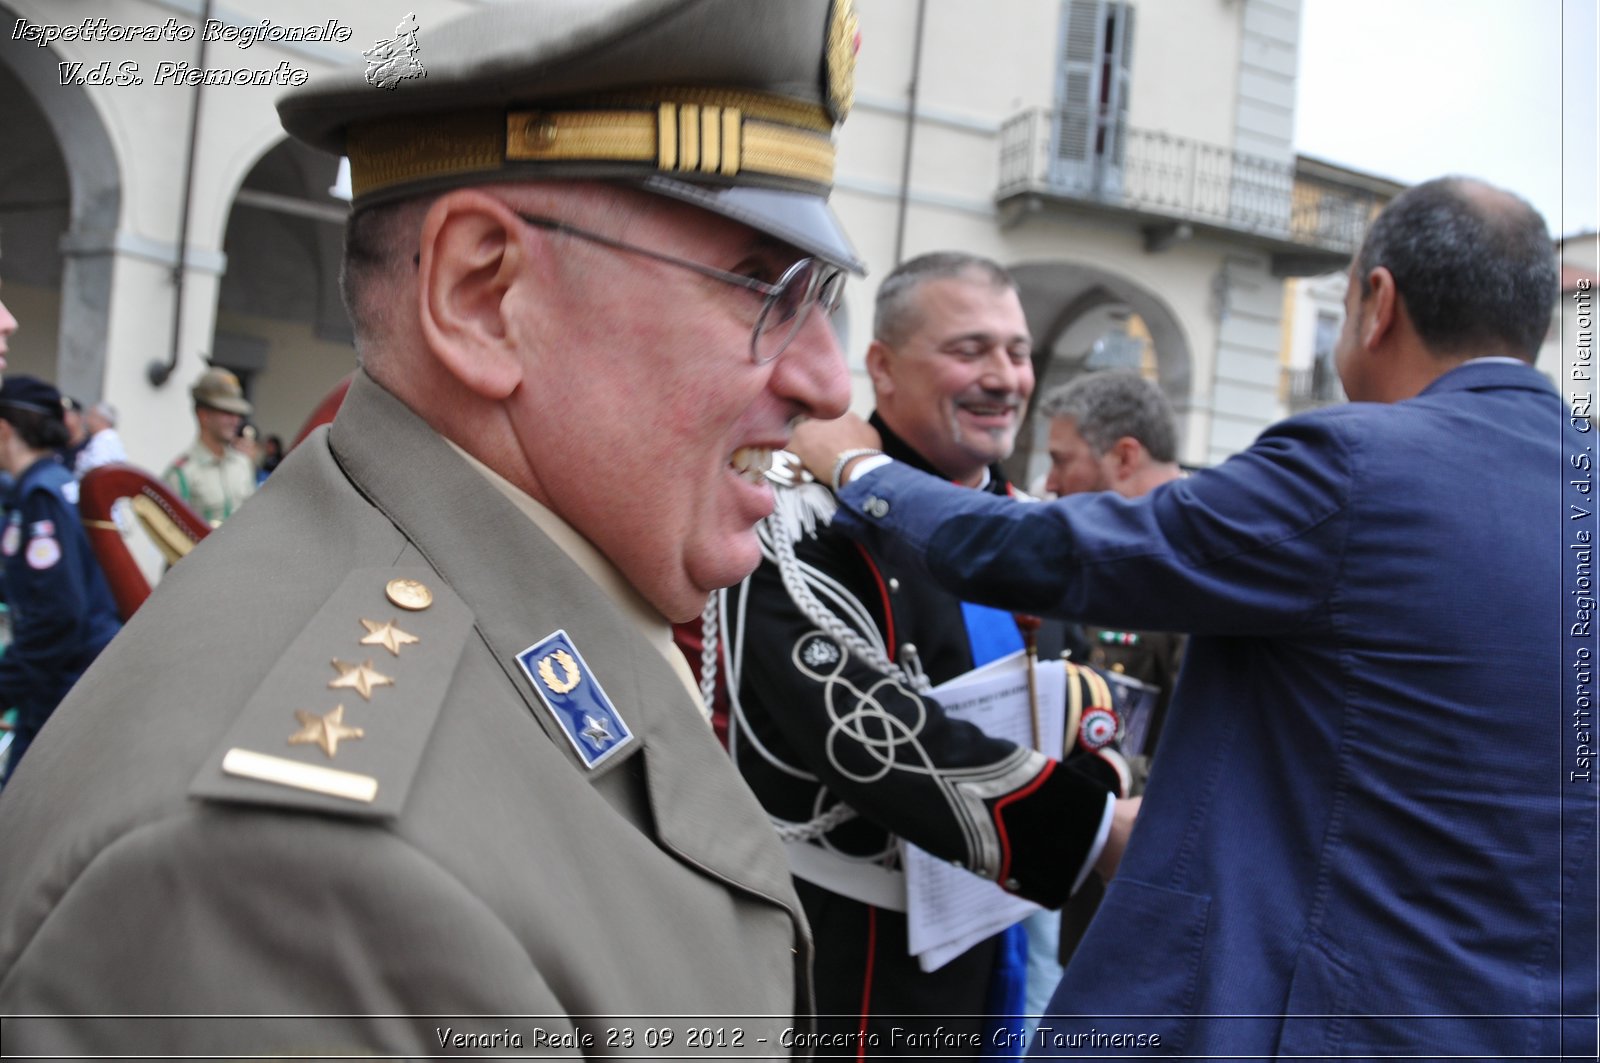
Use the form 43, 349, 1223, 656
0, 4, 122, 399
210, 137, 355, 442
1005, 260, 1193, 486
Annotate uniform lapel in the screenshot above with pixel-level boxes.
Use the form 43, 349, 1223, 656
327, 372, 799, 907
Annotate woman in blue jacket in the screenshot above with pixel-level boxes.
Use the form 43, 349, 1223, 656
0, 375, 120, 784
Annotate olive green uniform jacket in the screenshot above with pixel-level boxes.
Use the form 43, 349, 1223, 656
0, 372, 809, 1058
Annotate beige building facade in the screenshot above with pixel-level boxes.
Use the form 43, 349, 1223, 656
0, 0, 1378, 487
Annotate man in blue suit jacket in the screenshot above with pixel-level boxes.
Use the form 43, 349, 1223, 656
795, 177, 1596, 1059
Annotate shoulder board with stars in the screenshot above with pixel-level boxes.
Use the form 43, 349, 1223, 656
189, 568, 472, 818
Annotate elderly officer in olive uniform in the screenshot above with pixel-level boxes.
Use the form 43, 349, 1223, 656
163, 366, 258, 526
0, 1, 860, 1056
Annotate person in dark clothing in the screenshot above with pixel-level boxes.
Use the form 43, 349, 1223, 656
58, 395, 89, 471
0, 376, 121, 783
720, 253, 1137, 1054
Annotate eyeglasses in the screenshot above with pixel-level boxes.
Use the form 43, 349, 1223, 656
515, 213, 845, 365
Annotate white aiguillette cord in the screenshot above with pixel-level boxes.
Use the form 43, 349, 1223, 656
696, 459, 935, 844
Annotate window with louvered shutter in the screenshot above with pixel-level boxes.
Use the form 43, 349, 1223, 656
1051, 0, 1134, 198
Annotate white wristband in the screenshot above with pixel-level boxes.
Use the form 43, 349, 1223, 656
830, 448, 885, 492
837, 453, 892, 490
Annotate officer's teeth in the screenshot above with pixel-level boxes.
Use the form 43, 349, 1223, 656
731, 447, 773, 484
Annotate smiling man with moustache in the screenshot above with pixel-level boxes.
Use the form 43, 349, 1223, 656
717, 252, 1134, 1054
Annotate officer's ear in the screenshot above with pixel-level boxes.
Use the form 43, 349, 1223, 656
415, 191, 531, 401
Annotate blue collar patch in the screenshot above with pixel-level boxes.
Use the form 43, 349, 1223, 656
516, 629, 635, 770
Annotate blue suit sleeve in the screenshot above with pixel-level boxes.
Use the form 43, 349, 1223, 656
834, 415, 1355, 637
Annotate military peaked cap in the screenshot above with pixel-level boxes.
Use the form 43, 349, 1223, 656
278, 0, 864, 271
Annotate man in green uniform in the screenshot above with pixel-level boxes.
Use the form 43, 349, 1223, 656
0, 1, 862, 1056
162, 367, 257, 526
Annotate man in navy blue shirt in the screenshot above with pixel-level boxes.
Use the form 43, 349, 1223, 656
0, 375, 120, 783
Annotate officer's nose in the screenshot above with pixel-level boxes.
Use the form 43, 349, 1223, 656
772, 311, 850, 421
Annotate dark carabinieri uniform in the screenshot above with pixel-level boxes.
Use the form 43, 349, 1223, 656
0, 458, 120, 781
722, 415, 1122, 1052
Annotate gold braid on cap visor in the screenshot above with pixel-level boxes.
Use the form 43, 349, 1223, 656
344, 88, 837, 202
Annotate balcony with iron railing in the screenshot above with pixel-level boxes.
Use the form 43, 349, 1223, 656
997, 109, 1384, 275
1283, 358, 1345, 412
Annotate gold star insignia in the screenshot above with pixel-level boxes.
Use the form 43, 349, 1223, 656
359, 617, 419, 657
288, 705, 365, 758
329, 658, 394, 701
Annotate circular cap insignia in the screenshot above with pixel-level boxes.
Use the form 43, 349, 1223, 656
1078, 707, 1120, 751
385, 578, 434, 611
825, 0, 859, 122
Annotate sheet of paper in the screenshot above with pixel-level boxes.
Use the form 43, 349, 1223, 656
903, 650, 1067, 972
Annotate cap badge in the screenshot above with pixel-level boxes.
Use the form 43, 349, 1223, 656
516, 630, 635, 770
826, 0, 860, 121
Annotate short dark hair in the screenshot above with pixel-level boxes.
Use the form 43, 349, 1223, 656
1038, 370, 1177, 463
0, 406, 70, 451
1356, 176, 1556, 360
874, 252, 1017, 348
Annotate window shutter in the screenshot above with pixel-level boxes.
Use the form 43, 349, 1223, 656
1052, 0, 1105, 190
1052, 0, 1134, 196
1107, 4, 1133, 176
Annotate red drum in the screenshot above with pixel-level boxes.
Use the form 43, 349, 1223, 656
77, 463, 210, 621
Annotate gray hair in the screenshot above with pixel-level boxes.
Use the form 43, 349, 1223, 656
1038, 370, 1177, 462
1356, 176, 1556, 360
91, 401, 118, 426
873, 252, 1017, 347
